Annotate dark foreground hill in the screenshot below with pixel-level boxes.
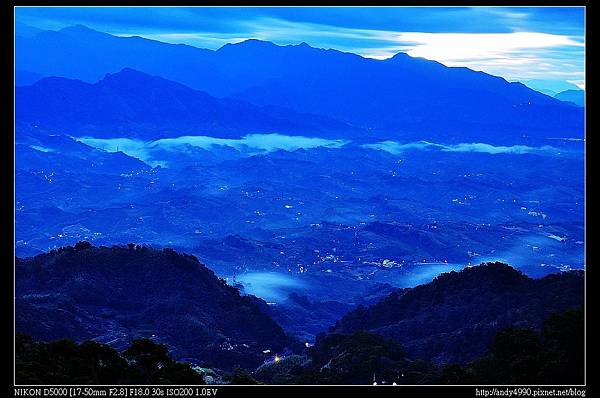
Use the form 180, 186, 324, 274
330, 262, 584, 364
255, 307, 583, 385
15, 243, 295, 370
15, 248, 584, 384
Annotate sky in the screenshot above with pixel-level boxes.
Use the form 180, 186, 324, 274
15, 6, 585, 91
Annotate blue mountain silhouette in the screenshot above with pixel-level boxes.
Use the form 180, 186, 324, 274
16, 24, 583, 142
16, 68, 359, 140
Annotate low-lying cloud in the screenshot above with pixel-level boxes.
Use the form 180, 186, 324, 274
77, 134, 569, 168
153, 133, 349, 152
363, 140, 564, 156
78, 133, 349, 166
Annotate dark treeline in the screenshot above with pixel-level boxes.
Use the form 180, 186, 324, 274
252, 307, 583, 385
16, 307, 583, 385
15, 334, 205, 385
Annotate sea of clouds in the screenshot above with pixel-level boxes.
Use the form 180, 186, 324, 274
77, 133, 349, 166
362, 140, 564, 156
76, 134, 568, 167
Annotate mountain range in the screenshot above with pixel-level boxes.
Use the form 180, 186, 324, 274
16, 68, 357, 140
16, 24, 583, 143
554, 89, 584, 107
14, 21, 586, 384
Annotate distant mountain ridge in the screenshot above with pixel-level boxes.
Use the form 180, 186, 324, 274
16, 24, 583, 143
330, 262, 584, 364
15, 70, 44, 86
16, 68, 359, 140
16, 243, 295, 370
554, 89, 584, 107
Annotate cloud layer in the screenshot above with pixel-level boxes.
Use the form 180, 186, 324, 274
362, 140, 565, 156
78, 133, 349, 166
77, 133, 571, 169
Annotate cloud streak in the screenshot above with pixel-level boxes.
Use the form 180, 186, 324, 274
153, 134, 349, 152
78, 134, 570, 169
363, 141, 566, 156
395, 31, 583, 61
77, 133, 349, 166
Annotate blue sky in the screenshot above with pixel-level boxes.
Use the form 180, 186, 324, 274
15, 6, 585, 91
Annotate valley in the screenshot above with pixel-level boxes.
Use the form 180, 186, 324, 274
13, 13, 586, 385
15, 131, 584, 342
